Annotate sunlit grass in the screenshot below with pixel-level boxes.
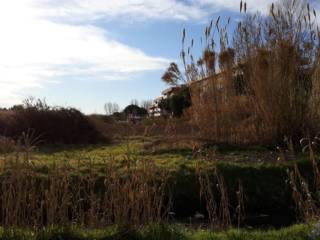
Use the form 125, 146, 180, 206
0, 137, 195, 172
0, 136, 311, 174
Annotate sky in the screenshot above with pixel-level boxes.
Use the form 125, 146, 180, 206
0, 0, 316, 113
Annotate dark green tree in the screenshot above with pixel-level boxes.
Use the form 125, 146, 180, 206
123, 104, 148, 118
159, 86, 191, 117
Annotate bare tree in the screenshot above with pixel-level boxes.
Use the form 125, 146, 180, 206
112, 103, 120, 113
140, 100, 153, 110
104, 102, 120, 115
130, 99, 139, 106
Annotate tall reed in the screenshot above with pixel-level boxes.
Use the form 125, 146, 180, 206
181, 0, 320, 145
288, 135, 320, 222
195, 157, 245, 230
0, 140, 171, 228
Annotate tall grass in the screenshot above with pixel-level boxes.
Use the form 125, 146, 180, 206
181, 0, 320, 145
195, 156, 245, 230
288, 135, 320, 222
0, 139, 171, 228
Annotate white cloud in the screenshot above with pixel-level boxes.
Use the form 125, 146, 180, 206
195, 0, 274, 15
0, 0, 171, 107
36, 0, 206, 22
1, 0, 318, 107
35, 0, 276, 24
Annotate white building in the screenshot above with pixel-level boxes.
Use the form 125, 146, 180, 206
148, 97, 163, 117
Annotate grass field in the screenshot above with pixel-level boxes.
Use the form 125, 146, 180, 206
0, 136, 317, 238
0, 224, 317, 240
1, 136, 303, 172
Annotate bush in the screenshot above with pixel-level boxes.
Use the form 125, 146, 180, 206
123, 105, 148, 118
0, 100, 107, 145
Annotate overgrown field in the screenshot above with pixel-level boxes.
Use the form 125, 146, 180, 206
0, 0, 320, 238
0, 136, 316, 228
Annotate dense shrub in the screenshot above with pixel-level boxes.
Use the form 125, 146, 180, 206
123, 105, 148, 118
0, 102, 107, 144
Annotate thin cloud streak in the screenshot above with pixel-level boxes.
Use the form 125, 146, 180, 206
37, 0, 275, 24
36, 0, 207, 22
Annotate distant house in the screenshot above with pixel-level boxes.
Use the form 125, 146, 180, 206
149, 68, 245, 118
191, 74, 223, 93
190, 68, 245, 99
161, 85, 186, 98
148, 97, 163, 117
148, 85, 187, 118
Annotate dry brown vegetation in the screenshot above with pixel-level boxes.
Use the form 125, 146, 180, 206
195, 155, 246, 230
180, 0, 320, 145
288, 135, 320, 222
0, 139, 171, 228
0, 123, 318, 231
0, 133, 255, 230
2, 0, 320, 235
0, 99, 106, 145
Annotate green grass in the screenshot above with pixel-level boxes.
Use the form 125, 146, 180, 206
0, 137, 197, 173
1, 136, 306, 173
0, 137, 315, 224
0, 133, 311, 170
0, 224, 315, 240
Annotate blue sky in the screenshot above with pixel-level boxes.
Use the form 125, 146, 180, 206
0, 0, 317, 113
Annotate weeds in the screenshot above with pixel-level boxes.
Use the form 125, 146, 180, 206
288, 164, 318, 222
195, 156, 245, 230
235, 181, 245, 228
288, 135, 320, 222
0, 139, 171, 228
